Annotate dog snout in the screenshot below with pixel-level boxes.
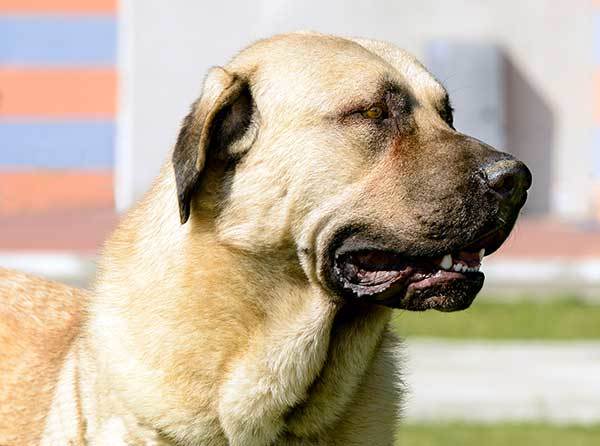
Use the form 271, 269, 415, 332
480, 157, 532, 207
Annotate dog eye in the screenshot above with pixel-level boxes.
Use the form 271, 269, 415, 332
361, 105, 386, 120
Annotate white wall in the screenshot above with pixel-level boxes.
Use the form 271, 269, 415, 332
116, 0, 594, 219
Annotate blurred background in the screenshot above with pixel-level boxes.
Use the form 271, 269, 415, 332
1, 0, 599, 444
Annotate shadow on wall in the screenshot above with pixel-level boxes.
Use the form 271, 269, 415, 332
503, 53, 554, 215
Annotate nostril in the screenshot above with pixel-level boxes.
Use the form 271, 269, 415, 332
483, 159, 531, 201
489, 172, 515, 197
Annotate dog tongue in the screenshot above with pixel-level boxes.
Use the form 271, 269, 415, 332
352, 251, 400, 269
339, 251, 408, 286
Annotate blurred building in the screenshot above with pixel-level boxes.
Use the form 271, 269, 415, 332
116, 0, 595, 221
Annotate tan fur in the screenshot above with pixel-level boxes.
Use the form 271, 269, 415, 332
0, 270, 84, 445
0, 32, 495, 445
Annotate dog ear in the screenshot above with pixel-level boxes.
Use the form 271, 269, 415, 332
172, 66, 257, 224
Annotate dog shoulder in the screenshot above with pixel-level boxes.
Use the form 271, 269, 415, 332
0, 269, 86, 445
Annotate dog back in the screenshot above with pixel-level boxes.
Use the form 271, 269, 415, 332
0, 269, 85, 445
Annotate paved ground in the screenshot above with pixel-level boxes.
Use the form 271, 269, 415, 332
0, 208, 116, 252
2, 212, 600, 256
2, 214, 600, 294
496, 218, 600, 259
404, 340, 600, 423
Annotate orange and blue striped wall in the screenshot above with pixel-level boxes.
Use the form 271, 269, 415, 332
0, 0, 116, 216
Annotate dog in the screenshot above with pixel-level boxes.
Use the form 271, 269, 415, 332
0, 32, 531, 445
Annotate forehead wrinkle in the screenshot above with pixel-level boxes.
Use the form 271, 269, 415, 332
252, 61, 395, 118
323, 39, 442, 114
351, 38, 448, 108
331, 76, 416, 121
236, 34, 398, 104
231, 33, 444, 119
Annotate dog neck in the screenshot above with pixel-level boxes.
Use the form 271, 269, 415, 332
73, 165, 394, 444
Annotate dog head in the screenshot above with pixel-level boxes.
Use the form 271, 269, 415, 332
172, 32, 531, 312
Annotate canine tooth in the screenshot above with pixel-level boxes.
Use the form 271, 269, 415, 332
440, 254, 452, 270
479, 248, 485, 260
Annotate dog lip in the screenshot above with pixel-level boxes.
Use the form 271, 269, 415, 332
460, 223, 512, 257
400, 270, 484, 311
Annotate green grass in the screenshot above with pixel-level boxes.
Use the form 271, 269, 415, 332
391, 298, 600, 339
395, 423, 600, 445
390, 302, 600, 444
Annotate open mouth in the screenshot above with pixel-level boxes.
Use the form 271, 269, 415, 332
329, 234, 501, 311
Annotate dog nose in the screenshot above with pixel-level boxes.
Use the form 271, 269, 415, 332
482, 158, 532, 204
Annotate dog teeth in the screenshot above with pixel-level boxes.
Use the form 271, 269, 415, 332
439, 254, 453, 270
439, 252, 484, 273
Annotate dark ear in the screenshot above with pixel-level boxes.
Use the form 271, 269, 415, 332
172, 66, 256, 224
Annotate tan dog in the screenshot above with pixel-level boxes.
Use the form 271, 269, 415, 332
0, 32, 531, 445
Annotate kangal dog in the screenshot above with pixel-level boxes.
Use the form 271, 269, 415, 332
0, 32, 530, 445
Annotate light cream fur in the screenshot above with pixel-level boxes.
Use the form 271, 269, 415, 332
0, 32, 459, 445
